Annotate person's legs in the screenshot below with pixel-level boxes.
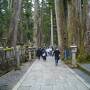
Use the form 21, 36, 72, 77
44, 56, 46, 61
55, 59, 58, 66
37, 55, 40, 60
42, 56, 46, 61
38, 56, 40, 60
57, 59, 58, 64
56, 59, 58, 65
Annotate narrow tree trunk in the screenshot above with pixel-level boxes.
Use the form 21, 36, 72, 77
51, 9, 54, 46
37, 16, 42, 47
33, 0, 40, 48
19, 16, 23, 43
54, 0, 65, 50
55, 0, 62, 48
39, 0, 44, 47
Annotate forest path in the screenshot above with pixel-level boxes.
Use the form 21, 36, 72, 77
13, 56, 90, 90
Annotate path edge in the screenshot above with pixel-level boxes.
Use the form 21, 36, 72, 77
12, 61, 36, 90
63, 62, 90, 89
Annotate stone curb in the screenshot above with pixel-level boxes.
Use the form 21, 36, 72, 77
12, 61, 36, 90
63, 62, 90, 89
77, 63, 90, 75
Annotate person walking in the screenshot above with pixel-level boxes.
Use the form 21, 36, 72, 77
54, 48, 60, 66
42, 48, 47, 61
36, 48, 41, 60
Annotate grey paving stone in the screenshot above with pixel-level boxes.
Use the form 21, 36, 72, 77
17, 86, 31, 90
13, 57, 90, 90
53, 85, 65, 90
40, 85, 53, 90
29, 85, 41, 90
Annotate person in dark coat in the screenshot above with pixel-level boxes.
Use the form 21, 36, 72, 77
42, 48, 47, 61
36, 48, 41, 60
54, 48, 60, 66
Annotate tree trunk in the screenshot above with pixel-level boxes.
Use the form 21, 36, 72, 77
33, 0, 40, 48
86, 0, 90, 54
79, 0, 88, 55
39, 0, 44, 47
54, 0, 65, 50
67, 0, 77, 46
8, 0, 22, 47
54, 0, 62, 48
67, 0, 88, 56
51, 9, 54, 46
7, 0, 22, 69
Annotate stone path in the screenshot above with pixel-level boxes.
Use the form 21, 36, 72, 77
13, 57, 90, 90
0, 62, 32, 90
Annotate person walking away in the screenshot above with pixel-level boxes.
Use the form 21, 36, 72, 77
42, 48, 47, 61
36, 48, 41, 60
46, 48, 49, 56
54, 48, 60, 66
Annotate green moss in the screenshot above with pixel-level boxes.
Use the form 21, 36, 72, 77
3, 48, 13, 51
77, 54, 90, 63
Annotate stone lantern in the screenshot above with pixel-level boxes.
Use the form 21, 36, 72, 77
28, 47, 32, 61
70, 45, 77, 67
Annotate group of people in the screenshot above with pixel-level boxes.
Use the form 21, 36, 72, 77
36, 48, 47, 61
36, 47, 60, 66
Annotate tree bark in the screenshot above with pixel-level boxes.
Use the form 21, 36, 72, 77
51, 9, 54, 46
67, 0, 77, 46
8, 0, 22, 47
54, 0, 65, 50
86, 0, 90, 53
79, 0, 88, 54
55, 0, 62, 48
33, 0, 40, 48
67, 0, 88, 55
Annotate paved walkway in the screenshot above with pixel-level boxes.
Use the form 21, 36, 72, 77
0, 62, 32, 90
13, 57, 90, 90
